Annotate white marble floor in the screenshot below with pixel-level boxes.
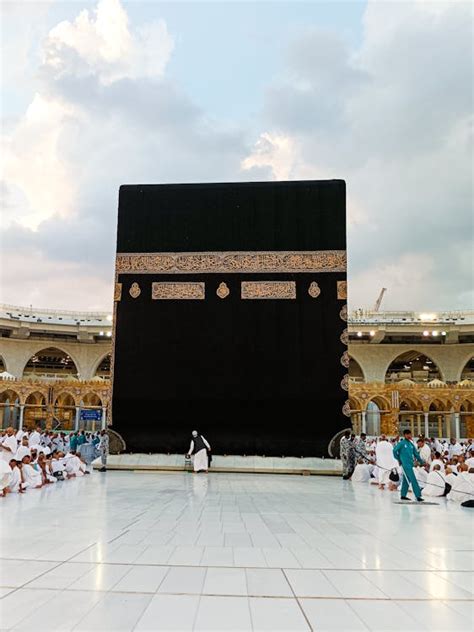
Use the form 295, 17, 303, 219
0, 471, 472, 632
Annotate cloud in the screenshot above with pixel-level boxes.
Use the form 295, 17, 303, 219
1, 0, 248, 310
41, 0, 173, 84
244, 0, 473, 310
1, 0, 471, 312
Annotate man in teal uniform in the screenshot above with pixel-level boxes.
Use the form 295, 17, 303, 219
69, 432, 78, 452
393, 429, 425, 501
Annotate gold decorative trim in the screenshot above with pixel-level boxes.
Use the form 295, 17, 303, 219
308, 282, 321, 298
340, 328, 349, 345
241, 281, 296, 300
129, 282, 141, 299
152, 282, 205, 300
341, 374, 349, 391
337, 280, 347, 300
339, 304, 347, 321
216, 282, 230, 299
340, 350, 350, 369
116, 250, 346, 274
114, 283, 122, 302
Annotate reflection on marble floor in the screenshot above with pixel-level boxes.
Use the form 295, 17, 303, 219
0, 471, 472, 631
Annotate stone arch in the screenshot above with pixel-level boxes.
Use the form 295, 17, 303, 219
459, 353, 474, 382
25, 391, 47, 406
91, 352, 112, 378
384, 349, 443, 383
348, 356, 365, 382
0, 354, 7, 373
22, 346, 80, 379
81, 392, 103, 407
54, 391, 78, 407
365, 394, 391, 411
24, 391, 47, 430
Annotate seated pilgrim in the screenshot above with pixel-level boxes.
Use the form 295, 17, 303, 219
447, 465, 474, 503
423, 465, 446, 497
351, 459, 372, 483
21, 455, 43, 489
414, 464, 428, 488
0, 459, 12, 496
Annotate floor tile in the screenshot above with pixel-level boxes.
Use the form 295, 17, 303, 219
284, 569, 341, 597
135, 594, 200, 631
112, 565, 169, 593
68, 564, 130, 591
249, 597, 309, 630
323, 570, 387, 599
349, 600, 422, 631
0, 588, 60, 629
201, 547, 234, 567
73, 592, 152, 630
203, 568, 247, 596
194, 596, 252, 631
300, 598, 369, 631
158, 567, 206, 594
246, 569, 292, 597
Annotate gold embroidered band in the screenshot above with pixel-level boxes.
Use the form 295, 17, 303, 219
337, 280, 347, 300
116, 250, 346, 274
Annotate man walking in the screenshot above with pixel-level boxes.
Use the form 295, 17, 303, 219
393, 429, 425, 501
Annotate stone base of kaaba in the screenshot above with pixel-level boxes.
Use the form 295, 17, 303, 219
92, 454, 342, 475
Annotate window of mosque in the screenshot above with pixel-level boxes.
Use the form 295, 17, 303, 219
385, 351, 441, 383
23, 348, 78, 379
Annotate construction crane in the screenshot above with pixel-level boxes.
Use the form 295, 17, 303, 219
373, 288, 387, 311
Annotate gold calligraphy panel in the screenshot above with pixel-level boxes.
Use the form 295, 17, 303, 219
241, 281, 296, 300
152, 282, 205, 300
337, 280, 347, 300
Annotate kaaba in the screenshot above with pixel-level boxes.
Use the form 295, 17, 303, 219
111, 180, 348, 457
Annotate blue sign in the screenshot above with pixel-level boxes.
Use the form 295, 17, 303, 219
80, 409, 102, 421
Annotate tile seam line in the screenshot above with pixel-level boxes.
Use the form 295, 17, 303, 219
2, 586, 474, 601
5, 559, 471, 573
281, 568, 314, 631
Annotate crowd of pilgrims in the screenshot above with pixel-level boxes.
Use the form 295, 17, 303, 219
0, 426, 109, 496
341, 431, 474, 503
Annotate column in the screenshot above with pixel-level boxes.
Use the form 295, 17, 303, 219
437, 415, 442, 438
424, 412, 429, 438
454, 412, 461, 439
74, 406, 80, 431
101, 406, 107, 430
361, 411, 367, 434
410, 416, 414, 435
19, 405, 25, 431
416, 414, 421, 437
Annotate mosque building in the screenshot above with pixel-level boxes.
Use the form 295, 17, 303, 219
0, 303, 472, 440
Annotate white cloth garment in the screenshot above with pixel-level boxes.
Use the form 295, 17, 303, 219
375, 440, 399, 485
22, 463, 42, 488
423, 470, 446, 497
15, 445, 31, 462
1, 434, 18, 463
8, 467, 21, 492
414, 466, 428, 487
465, 457, 474, 468
64, 453, 85, 476
0, 460, 12, 491
15, 430, 27, 442
430, 458, 445, 471
447, 472, 474, 503
419, 444, 431, 463
28, 431, 41, 447
449, 442, 463, 458
351, 463, 371, 483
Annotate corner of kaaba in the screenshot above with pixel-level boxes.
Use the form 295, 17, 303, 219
111, 180, 348, 457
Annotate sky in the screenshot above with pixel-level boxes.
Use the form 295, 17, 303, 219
0, 0, 472, 312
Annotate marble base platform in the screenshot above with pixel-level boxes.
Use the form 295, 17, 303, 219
93, 453, 342, 475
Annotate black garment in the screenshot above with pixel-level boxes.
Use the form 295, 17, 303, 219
191, 434, 207, 453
